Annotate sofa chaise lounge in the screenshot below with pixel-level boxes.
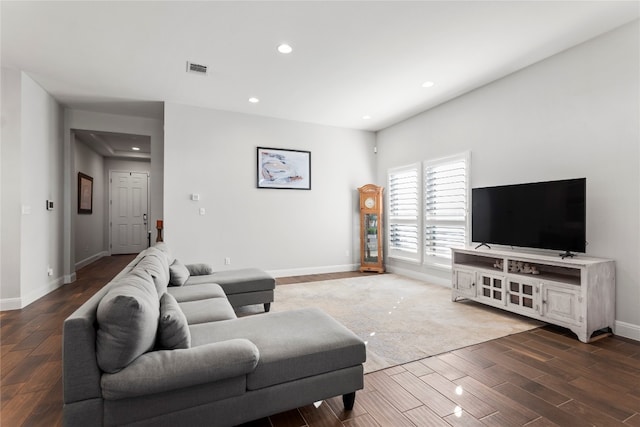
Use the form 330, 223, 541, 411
63, 243, 366, 426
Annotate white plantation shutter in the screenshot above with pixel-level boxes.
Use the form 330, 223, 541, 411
387, 164, 421, 262
424, 153, 470, 264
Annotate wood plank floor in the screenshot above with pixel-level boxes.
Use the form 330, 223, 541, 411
1, 255, 639, 426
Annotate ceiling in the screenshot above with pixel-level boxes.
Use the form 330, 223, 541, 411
2, 2, 638, 132
74, 130, 151, 160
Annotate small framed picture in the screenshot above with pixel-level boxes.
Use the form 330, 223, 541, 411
78, 172, 93, 214
257, 147, 311, 190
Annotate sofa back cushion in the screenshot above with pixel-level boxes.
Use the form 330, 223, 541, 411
133, 248, 170, 296
153, 242, 176, 265
96, 270, 160, 373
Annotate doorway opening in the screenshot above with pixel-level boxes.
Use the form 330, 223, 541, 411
110, 171, 150, 254
73, 130, 151, 267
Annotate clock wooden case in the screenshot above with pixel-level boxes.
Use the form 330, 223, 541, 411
358, 184, 384, 273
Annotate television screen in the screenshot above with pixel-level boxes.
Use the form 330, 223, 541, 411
472, 178, 586, 253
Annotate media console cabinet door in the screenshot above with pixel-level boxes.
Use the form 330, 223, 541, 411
453, 269, 476, 299
541, 284, 582, 326
477, 273, 506, 306
506, 278, 540, 316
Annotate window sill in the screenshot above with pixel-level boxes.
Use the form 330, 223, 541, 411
388, 254, 422, 265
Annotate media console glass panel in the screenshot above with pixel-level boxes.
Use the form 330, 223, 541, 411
472, 178, 586, 253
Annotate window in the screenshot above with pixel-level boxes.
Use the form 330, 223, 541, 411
424, 152, 470, 266
386, 153, 470, 268
387, 164, 421, 263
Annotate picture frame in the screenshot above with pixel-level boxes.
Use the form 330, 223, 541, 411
257, 147, 311, 190
78, 172, 93, 214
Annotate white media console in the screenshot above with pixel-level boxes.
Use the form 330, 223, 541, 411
451, 246, 615, 343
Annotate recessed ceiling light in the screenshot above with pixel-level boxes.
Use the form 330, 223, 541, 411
362, 115, 372, 120
277, 44, 293, 54
132, 147, 140, 151
248, 97, 260, 104
422, 81, 435, 88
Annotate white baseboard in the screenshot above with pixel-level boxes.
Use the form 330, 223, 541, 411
22, 277, 65, 307
75, 251, 109, 270
0, 276, 65, 311
386, 265, 451, 287
267, 263, 451, 286
267, 263, 358, 278
64, 272, 77, 284
0, 297, 22, 311
615, 320, 640, 342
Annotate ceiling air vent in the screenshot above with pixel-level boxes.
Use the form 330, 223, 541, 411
186, 61, 208, 75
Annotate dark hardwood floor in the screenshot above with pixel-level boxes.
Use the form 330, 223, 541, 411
1, 255, 639, 426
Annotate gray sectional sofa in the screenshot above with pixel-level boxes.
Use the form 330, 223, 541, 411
63, 243, 366, 426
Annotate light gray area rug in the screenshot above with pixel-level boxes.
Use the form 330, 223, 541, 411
239, 274, 543, 373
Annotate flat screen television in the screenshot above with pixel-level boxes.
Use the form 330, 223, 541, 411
472, 178, 586, 255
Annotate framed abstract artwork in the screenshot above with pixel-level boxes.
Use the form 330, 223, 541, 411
78, 172, 93, 214
257, 147, 311, 190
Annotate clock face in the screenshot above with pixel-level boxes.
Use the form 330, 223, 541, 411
364, 197, 375, 209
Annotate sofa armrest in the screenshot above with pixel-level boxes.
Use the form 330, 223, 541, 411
101, 338, 259, 400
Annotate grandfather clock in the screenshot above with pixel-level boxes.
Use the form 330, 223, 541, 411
358, 184, 384, 273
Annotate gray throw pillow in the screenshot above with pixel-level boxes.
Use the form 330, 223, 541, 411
96, 270, 160, 373
169, 259, 190, 286
186, 263, 214, 276
158, 293, 191, 350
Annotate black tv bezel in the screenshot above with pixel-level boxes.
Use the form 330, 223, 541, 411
471, 178, 586, 254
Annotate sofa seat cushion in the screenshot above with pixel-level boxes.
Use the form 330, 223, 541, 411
189, 308, 366, 390
184, 268, 275, 295
179, 298, 236, 324
167, 283, 226, 303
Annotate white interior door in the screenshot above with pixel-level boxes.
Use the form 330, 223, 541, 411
111, 171, 149, 254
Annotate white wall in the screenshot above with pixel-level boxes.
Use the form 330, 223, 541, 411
74, 138, 106, 267
164, 103, 376, 274
0, 70, 64, 309
64, 109, 163, 280
376, 22, 640, 338
1, 68, 23, 306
